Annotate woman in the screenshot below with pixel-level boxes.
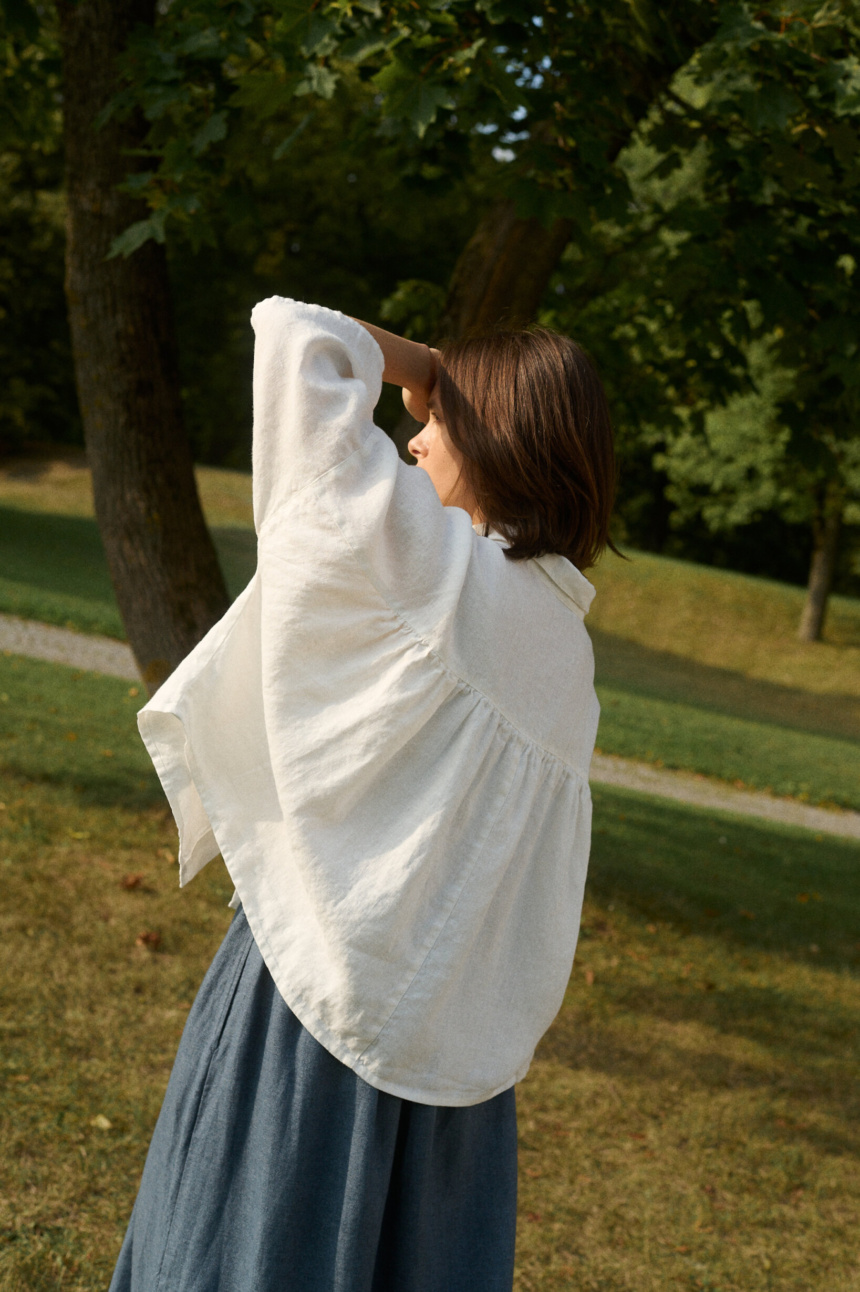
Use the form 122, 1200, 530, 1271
110, 298, 615, 1292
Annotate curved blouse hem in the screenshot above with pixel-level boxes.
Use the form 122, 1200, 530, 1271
239, 886, 531, 1109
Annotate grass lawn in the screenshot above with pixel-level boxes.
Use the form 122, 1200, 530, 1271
1, 656, 858, 1290
1, 454, 858, 807
0, 506, 257, 638
595, 686, 860, 810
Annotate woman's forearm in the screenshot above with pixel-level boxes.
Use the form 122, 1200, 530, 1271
353, 319, 436, 399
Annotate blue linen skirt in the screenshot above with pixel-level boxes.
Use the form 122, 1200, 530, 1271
110, 906, 518, 1292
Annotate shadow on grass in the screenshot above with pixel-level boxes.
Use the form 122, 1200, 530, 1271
545, 791, 860, 1157
589, 785, 860, 969
592, 629, 860, 743
0, 507, 257, 639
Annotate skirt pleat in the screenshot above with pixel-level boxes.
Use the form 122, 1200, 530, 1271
110, 907, 518, 1292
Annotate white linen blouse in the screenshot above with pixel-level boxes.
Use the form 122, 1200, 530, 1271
138, 297, 600, 1106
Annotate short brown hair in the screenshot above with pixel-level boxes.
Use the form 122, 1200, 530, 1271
437, 328, 616, 571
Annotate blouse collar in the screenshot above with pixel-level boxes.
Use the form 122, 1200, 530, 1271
474, 525, 596, 616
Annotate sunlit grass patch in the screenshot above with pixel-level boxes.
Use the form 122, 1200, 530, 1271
0, 653, 155, 809
1, 658, 857, 1290
589, 547, 860, 696
0, 656, 233, 1288
595, 685, 860, 810
0, 776, 234, 1291
515, 789, 860, 1291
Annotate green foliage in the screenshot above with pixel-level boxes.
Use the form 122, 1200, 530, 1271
657, 340, 805, 531
102, 0, 723, 252
538, 5, 860, 585
0, 4, 78, 451
165, 73, 475, 466
638, 4, 860, 559
3, 0, 860, 594
379, 277, 446, 339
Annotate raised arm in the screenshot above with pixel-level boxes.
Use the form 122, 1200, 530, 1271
353, 319, 439, 423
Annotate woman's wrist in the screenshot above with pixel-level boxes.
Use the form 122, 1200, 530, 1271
352, 319, 436, 403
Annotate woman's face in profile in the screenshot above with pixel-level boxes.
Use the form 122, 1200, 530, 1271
407, 396, 478, 519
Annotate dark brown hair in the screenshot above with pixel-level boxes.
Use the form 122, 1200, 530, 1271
437, 328, 616, 571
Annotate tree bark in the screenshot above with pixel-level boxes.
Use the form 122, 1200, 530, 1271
797, 484, 843, 643
386, 202, 573, 454
436, 199, 573, 340
57, 0, 229, 694
435, 11, 718, 351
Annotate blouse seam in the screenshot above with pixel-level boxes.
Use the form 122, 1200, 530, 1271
315, 472, 590, 782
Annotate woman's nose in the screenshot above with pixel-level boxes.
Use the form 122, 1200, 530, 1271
407, 433, 426, 460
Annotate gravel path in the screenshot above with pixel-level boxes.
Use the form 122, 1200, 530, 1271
0, 612, 140, 681
3, 611, 858, 842
591, 753, 860, 842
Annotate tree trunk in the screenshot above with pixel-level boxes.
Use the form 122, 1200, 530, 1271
385, 201, 573, 455
797, 485, 843, 643
436, 199, 572, 340
57, 0, 229, 694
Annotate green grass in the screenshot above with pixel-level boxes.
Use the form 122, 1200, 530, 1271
589, 547, 860, 697
0, 657, 858, 1290
595, 685, 860, 809
0, 505, 257, 640
1, 461, 859, 806
588, 552, 860, 809
0, 654, 156, 810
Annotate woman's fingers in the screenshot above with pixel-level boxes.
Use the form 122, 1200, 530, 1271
427, 348, 441, 393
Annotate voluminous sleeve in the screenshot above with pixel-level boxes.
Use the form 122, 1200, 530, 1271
250, 296, 385, 533
250, 295, 478, 646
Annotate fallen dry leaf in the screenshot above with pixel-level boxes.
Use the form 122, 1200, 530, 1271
135, 930, 161, 950
121, 874, 143, 890
64, 731, 77, 742
584, 967, 595, 986
157, 847, 176, 864
90, 1114, 112, 1131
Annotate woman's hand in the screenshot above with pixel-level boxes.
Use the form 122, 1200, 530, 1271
402, 348, 440, 424
353, 318, 439, 425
